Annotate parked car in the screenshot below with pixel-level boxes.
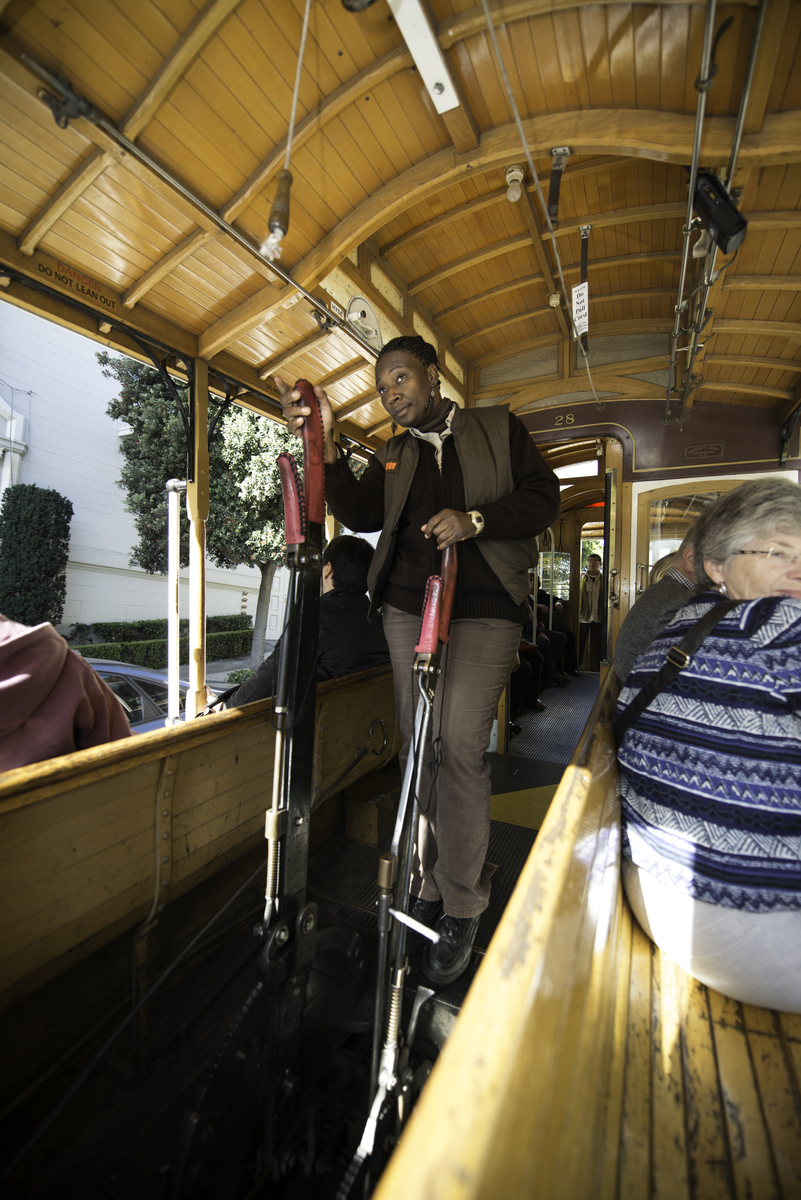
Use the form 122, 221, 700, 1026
86, 660, 220, 733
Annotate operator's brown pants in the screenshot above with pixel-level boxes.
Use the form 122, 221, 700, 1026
383, 606, 522, 919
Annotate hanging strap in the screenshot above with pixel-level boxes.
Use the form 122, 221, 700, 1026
613, 598, 739, 747
547, 146, 570, 227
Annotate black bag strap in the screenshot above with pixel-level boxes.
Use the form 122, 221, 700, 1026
613, 598, 739, 748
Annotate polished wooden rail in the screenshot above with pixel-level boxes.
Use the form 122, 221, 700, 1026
374, 674, 801, 1200
0, 664, 400, 1014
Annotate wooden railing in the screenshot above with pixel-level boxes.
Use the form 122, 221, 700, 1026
373, 673, 801, 1199
0, 665, 400, 1014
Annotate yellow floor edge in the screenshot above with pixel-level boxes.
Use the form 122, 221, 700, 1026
490, 785, 558, 831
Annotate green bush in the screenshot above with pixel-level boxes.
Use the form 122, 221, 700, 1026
67, 614, 252, 644
71, 628, 252, 670
0, 484, 74, 625
225, 668, 256, 684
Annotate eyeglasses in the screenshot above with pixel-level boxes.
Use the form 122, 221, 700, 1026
734, 549, 801, 567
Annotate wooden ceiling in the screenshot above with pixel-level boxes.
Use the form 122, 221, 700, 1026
0, 0, 799, 447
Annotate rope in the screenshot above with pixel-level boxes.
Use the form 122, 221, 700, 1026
285, 0, 313, 170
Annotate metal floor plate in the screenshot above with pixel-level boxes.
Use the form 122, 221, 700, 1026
510, 672, 599, 765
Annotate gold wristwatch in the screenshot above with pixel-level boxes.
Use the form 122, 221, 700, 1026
468, 509, 485, 537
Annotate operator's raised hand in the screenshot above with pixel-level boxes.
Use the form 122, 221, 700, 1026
274, 375, 339, 464
422, 508, 476, 551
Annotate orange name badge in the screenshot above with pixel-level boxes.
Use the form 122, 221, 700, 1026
385, 461, 397, 471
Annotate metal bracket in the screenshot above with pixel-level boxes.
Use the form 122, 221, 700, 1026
579, 224, 592, 240
265, 808, 289, 841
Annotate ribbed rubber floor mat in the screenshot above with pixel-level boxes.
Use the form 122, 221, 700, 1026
511, 672, 599, 764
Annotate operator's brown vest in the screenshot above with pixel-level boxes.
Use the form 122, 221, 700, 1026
366, 405, 541, 608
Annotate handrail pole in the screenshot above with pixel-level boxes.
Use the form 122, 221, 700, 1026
666, 0, 718, 420
165, 479, 186, 725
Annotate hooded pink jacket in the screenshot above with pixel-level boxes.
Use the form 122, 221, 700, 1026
0, 616, 131, 773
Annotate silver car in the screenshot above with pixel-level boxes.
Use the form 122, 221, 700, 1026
87, 659, 219, 733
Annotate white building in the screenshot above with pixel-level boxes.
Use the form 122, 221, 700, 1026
0, 302, 265, 633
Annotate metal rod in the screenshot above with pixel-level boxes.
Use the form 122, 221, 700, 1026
165, 479, 186, 725
676, 0, 768, 422
666, 0, 718, 420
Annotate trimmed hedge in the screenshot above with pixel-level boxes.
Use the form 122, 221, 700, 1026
0, 484, 74, 625
68, 614, 252, 644
72, 628, 252, 670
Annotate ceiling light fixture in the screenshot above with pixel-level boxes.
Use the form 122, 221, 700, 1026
505, 164, 524, 203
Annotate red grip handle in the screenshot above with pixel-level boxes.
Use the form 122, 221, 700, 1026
295, 379, 325, 526
278, 453, 305, 545
415, 575, 444, 655
438, 545, 457, 646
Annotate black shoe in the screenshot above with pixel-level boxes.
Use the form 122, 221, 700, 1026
509, 722, 522, 738
421, 912, 481, 985
409, 897, 442, 925
534, 698, 547, 712
570, 669, 582, 677
552, 673, 570, 687
406, 897, 443, 949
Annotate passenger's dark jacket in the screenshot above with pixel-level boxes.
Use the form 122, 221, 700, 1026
224, 591, 390, 708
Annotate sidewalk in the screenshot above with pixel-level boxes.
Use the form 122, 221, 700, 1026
205, 641, 277, 686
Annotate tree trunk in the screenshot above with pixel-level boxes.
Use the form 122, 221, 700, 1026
250, 559, 277, 669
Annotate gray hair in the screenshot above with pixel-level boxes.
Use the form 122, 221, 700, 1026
693, 476, 801, 590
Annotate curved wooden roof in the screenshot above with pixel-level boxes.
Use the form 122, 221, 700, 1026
0, 0, 799, 446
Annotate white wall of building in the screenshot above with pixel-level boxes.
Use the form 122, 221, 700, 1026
0, 301, 262, 631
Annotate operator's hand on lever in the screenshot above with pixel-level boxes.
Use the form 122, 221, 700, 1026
422, 509, 476, 551
275, 375, 339, 464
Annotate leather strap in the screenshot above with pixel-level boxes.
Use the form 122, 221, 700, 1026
547, 147, 570, 227
613, 598, 739, 747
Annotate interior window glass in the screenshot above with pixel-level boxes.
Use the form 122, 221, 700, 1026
100, 675, 147, 724
539, 551, 571, 600
138, 679, 186, 715
649, 493, 719, 568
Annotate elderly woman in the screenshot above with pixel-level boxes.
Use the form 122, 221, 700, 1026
279, 335, 559, 984
617, 477, 801, 1013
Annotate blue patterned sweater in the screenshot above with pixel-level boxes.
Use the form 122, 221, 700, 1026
617, 594, 801, 912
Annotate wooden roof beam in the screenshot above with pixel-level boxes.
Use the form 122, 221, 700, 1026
519, 190, 570, 339
453, 306, 556, 346
722, 275, 801, 291
705, 355, 801, 372
257, 327, 331, 380
436, 274, 546, 322
712, 319, 801, 342
742, 0, 792, 136
319, 358, 368, 389
334, 388, 379, 420
409, 235, 532, 294
507, 374, 666, 414
698, 381, 793, 401
14, 0, 245, 256
381, 157, 629, 260
778, 383, 801, 427
200, 110, 801, 357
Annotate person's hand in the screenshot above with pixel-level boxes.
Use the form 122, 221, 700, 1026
274, 375, 339, 463
537, 603, 548, 614
422, 508, 476, 550
556, 601, 563, 612
519, 640, 535, 652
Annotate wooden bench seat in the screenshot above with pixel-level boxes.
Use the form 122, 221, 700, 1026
373, 675, 801, 1200
0, 664, 400, 1015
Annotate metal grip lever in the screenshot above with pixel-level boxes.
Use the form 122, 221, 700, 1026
415, 575, 444, 655
277, 453, 305, 545
295, 378, 325, 526
438, 545, 457, 645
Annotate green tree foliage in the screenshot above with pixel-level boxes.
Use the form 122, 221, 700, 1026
0, 483, 74, 625
100, 353, 295, 665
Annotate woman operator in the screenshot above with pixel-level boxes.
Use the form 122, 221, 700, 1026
278, 335, 559, 985
617, 476, 801, 1013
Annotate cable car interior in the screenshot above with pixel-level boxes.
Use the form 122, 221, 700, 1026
0, 0, 800, 1197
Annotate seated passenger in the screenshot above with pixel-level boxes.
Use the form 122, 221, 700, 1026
535, 573, 579, 675
616, 478, 801, 1013
614, 529, 696, 684
0, 614, 132, 772
225, 534, 390, 707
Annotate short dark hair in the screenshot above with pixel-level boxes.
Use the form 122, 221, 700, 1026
377, 335, 439, 373
588, 553, 602, 563
323, 535, 374, 593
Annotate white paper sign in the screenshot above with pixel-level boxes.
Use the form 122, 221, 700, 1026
572, 281, 589, 336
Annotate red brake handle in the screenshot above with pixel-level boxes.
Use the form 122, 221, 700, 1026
415, 575, 444, 655
438, 545, 457, 645
278, 453, 305, 545
295, 379, 325, 526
